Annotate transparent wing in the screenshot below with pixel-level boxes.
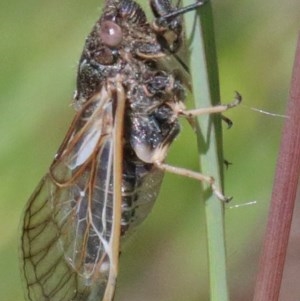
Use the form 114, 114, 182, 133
20, 83, 125, 301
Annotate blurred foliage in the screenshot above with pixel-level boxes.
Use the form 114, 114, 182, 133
0, 0, 299, 300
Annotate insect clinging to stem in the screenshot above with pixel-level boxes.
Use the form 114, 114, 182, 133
20, 0, 241, 300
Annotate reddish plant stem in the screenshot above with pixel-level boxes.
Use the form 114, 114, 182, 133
253, 35, 300, 301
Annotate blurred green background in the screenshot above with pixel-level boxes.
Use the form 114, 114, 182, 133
0, 0, 299, 300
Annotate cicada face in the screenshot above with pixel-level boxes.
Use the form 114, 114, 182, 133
20, 1, 205, 301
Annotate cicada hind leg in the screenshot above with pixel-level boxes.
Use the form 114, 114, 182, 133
154, 93, 242, 203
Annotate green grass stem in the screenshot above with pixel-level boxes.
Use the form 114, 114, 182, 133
182, 1, 229, 301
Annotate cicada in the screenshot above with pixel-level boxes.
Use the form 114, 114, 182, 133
20, 1, 240, 300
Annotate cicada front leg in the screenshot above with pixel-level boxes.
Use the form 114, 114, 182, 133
178, 92, 242, 123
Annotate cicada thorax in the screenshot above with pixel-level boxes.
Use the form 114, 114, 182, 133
73, 1, 187, 238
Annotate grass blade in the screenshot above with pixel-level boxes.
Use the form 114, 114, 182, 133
182, 1, 229, 301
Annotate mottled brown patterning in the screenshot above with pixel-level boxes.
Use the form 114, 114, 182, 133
20, 1, 240, 301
